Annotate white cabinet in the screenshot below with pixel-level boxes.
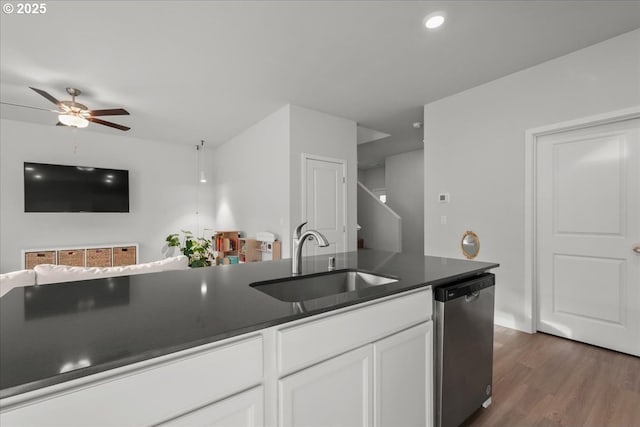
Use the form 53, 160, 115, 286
374, 322, 433, 427
1, 288, 434, 427
0, 336, 263, 427
277, 321, 433, 427
158, 386, 263, 427
276, 288, 433, 427
276, 288, 431, 377
279, 346, 372, 427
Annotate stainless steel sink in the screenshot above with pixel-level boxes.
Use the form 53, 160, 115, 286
250, 270, 399, 302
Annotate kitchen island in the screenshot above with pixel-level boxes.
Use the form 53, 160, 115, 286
0, 249, 498, 426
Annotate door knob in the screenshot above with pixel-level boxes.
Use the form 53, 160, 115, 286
634, 244, 640, 254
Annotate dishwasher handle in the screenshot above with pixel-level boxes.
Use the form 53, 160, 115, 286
464, 291, 480, 302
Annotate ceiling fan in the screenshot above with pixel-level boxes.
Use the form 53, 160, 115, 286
2, 87, 130, 131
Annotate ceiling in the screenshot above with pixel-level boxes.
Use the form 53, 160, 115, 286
2, 1, 639, 168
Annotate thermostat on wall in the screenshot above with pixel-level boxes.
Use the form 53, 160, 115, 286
438, 193, 450, 203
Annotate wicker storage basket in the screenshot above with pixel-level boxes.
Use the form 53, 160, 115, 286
25, 251, 56, 269
113, 246, 136, 266
57, 249, 85, 267
87, 248, 113, 267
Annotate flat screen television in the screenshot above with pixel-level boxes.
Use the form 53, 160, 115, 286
24, 162, 129, 213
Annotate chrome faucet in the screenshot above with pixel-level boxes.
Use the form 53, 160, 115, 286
292, 222, 330, 275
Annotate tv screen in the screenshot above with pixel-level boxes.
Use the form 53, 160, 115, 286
24, 162, 129, 213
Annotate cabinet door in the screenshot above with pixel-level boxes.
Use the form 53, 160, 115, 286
374, 321, 433, 427
158, 386, 263, 427
279, 346, 372, 427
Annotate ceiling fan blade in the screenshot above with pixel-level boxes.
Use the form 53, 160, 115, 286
88, 108, 130, 116
29, 87, 62, 106
0, 101, 60, 113
87, 117, 130, 131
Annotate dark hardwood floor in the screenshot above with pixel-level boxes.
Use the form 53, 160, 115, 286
462, 326, 640, 427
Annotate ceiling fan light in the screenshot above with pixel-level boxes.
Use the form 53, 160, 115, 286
58, 114, 89, 128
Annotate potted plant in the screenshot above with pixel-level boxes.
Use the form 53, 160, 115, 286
165, 230, 213, 267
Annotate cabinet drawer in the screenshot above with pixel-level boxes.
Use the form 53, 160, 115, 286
277, 288, 431, 376
0, 336, 263, 427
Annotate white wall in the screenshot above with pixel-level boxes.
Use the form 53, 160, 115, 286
289, 105, 358, 253
0, 119, 215, 273
213, 105, 291, 256
423, 29, 640, 332
386, 149, 424, 254
359, 166, 385, 191
357, 183, 401, 252
213, 104, 357, 259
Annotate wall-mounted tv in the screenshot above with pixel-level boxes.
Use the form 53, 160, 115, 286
24, 162, 129, 213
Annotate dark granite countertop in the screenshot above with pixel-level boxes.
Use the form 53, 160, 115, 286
0, 249, 498, 399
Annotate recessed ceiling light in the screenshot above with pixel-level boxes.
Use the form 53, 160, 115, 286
424, 12, 445, 30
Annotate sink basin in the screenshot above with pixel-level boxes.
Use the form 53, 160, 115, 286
250, 269, 399, 302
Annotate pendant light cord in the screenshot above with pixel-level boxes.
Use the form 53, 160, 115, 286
195, 140, 205, 236
196, 143, 200, 236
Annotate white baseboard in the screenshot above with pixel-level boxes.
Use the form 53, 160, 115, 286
494, 312, 534, 334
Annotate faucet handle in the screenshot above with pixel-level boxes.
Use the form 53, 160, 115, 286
294, 221, 308, 239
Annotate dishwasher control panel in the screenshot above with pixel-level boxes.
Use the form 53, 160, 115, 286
434, 273, 494, 302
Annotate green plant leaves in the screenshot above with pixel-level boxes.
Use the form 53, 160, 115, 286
166, 233, 180, 247
165, 231, 213, 267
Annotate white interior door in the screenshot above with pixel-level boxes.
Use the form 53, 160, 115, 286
303, 155, 346, 256
536, 118, 640, 356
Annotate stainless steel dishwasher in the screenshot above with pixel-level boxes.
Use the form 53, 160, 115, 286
435, 273, 495, 427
